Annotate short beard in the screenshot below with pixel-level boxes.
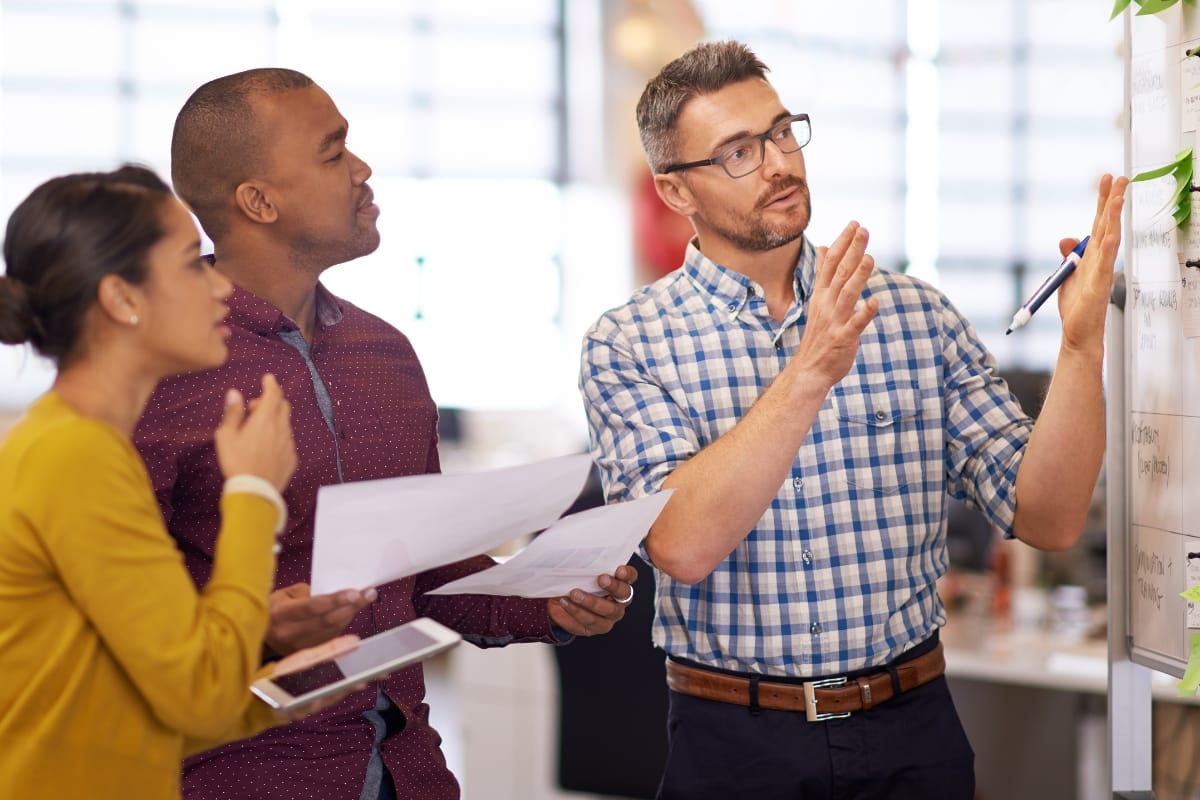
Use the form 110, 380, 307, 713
721, 220, 806, 253
291, 226, 382, 273
699, 178, 811, 253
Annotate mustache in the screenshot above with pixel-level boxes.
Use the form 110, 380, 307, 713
757, 177, 808, 209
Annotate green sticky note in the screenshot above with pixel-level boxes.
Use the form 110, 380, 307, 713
1178, 633, 1200, 696
1182, 584, 1200, 605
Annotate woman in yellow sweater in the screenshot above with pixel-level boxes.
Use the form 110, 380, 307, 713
0, 166, 354, 798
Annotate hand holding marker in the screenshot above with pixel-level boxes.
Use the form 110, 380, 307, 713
1005, 236, 1090, 335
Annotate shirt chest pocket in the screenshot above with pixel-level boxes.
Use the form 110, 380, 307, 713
829, 380, 932, 494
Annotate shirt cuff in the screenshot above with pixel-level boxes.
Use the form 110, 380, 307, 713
223, 474, 288, 536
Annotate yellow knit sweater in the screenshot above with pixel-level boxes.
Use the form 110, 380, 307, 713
0, 392, 281, 798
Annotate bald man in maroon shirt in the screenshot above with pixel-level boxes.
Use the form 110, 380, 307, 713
134, 67, 637, 800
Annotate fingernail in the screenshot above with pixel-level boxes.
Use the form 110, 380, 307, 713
598, 575, 612, 588
571, 590, 586, 603
559, 598, 571, 608
364, 588, 378, 602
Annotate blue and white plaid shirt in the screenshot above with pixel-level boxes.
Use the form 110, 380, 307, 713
580, 237, 1033, 676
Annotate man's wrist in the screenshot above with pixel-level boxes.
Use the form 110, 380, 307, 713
550, 624, 575, 644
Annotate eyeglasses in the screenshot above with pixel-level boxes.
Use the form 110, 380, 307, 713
662, 113, 811, 179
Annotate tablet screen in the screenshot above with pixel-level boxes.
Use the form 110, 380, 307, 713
270, 623, 446, 697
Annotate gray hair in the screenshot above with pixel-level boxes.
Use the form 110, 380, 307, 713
635, 40, 771, 173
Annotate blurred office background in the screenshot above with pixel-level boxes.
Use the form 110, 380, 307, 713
0, 0, 1121, 424
0, 1, 1139, 799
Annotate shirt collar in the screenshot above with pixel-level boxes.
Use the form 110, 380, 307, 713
681, 235, 817, 318
226, 282, 344, 337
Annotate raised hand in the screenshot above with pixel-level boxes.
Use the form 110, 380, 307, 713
789, 221, 879, 389
1055, 173, 1129, 352
214, 373, 297, 492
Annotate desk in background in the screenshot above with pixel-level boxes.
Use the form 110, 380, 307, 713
943, 610, 1200, 800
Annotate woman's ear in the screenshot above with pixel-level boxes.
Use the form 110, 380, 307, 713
96, 274, 142, 327
234, 181, 279, 224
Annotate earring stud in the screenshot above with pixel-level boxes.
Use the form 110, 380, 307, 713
129, 314, 139, 326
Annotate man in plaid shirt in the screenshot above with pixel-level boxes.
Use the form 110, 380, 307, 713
579, 40, 1126, 800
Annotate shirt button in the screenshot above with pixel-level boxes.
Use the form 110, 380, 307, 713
810, 622, 822, 635
792, 477, 803, 490
775, 341, 784, 351
874, 409, 888, 421
802, 549, 813, 565
728, 302, 738, 312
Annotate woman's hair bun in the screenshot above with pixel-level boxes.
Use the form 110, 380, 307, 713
0, 274, 40, 346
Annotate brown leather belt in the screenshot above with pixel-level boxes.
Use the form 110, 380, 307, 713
665, 641, 945, 722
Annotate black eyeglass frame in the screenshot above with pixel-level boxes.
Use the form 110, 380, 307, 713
660, 113, 812, 179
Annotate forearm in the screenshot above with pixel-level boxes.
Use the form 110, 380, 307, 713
1012, 345, 1105, 550
416, 557, 556, 644
423, 594, 557, 645
649, 367, 829, 583
598, 222, 877, 584
156, 494, 277, 735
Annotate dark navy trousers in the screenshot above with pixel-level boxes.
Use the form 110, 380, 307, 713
658, 668, 974, 799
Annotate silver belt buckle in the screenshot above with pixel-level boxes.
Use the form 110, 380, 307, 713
803, 676, 851, 722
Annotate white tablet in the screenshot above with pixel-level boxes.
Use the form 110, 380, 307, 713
250, 617, 462, 711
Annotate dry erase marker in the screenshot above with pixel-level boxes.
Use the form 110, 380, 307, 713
1005, 235, 1090, 335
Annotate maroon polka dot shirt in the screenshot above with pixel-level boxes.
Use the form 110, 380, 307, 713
134, 285, 557, 799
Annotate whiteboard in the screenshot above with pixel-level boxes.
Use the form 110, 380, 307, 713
1125, 6, 1200, 678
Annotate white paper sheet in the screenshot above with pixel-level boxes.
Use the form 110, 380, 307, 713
309, 453, 594, 595
1187, 547, 1200, 629
425, 490, 672, 598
